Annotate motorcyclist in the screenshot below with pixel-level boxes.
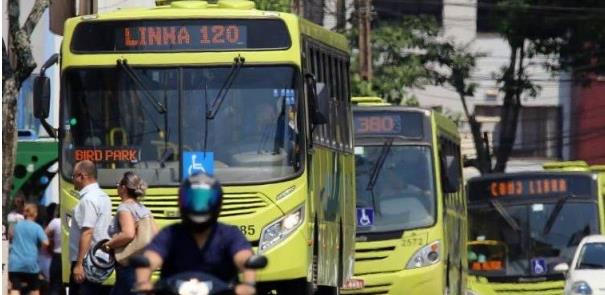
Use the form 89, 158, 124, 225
134, 172, 256, 295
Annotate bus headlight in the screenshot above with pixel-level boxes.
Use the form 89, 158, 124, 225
259, 206, 304, 252
571, 281, 592, 295
406, 240, 441, 269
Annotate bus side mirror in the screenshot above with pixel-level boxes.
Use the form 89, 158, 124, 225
442, 154, 461, 193
554, 262, 569, 273
33, 76, 51, 119
305, 73, 328, 125
33, 54, 59, 138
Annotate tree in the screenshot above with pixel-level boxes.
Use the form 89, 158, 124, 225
2, 0, 49, 207
349, 16, 470, 106
479, 0, 605, 172
253, 0, 290, 12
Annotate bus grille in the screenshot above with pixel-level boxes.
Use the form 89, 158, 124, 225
110, 192, 269, 220
220, 192, 269, 217
493, 285, 564, 295
354, 246, 396, 263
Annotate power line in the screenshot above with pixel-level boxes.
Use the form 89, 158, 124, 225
462, 127, 605, 159
373, 0, 605, 14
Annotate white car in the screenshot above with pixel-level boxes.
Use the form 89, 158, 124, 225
555, 235, 605, 295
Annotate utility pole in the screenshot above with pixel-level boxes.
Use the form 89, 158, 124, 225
336, 0, 346, 31
358, 0, 372, 81
292, 0, 303, 16
78, 0, 97, 15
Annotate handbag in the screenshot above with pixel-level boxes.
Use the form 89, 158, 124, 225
114, 214, 157, 265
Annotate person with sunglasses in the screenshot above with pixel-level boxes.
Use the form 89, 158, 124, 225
134, 172, 256, 295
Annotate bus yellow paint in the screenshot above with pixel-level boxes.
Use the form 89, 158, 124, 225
343, 99, 467, 295
466, 162, 604, 295
58, 2, 355, 293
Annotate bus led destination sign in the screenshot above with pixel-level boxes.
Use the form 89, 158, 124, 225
468, 173, 595, 201
122, 24, 247, 49
489, 178, 568, 197
71, 19, 290, 52
353, 111, 424, 138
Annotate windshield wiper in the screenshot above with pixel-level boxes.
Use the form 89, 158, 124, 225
543, 194, 573, 235
366, 139, 394, 191
206, 55, 245, 120
366, 139, 394, 213
117, 59, 167, 114
489, 198, 522, 232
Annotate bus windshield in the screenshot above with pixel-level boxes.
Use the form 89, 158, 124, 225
61, 66, 302, 186
468, 201, 598, 278
355, 145, 435, 233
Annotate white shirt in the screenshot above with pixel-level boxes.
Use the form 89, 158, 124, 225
47, 218, 62, 254
69, 182, 112, 262
7, 211, 24, 224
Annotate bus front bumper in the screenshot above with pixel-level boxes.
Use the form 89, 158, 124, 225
253, 225, 310, 283
342, 263, 443, 295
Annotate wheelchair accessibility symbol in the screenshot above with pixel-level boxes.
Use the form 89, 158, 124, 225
356, 208, 374, 227
530, 258, 547, 275
182, 152, 214, 178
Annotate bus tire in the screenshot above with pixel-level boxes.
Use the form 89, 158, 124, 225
317, 285, 339, 295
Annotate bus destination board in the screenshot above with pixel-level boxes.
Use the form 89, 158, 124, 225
467, 174, 595, 201
353, 111, 424, 138
72, 19, 290, 52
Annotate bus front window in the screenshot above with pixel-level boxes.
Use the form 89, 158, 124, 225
62, 66, 301, 186
468, 202, 598, 278
355, 145, 435, 233
180, 66, 301, 183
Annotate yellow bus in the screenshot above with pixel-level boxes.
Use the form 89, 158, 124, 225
466, 161, 604, 295
33, 1, 356, 293
343, 98, 467, 294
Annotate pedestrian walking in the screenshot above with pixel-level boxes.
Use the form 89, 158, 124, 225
45, 205, 64, 295
103, 172, 157, 295
68, 160, 112, 295
8, 203, 50, 295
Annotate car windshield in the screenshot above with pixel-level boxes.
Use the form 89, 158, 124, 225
468, 201, 598, 278
354, 145, 435, 233
576, 242, 605, 270
61, 66, 302, 186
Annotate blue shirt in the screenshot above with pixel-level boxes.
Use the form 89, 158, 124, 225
146, 222, 251, 281
9, 220, 48, 273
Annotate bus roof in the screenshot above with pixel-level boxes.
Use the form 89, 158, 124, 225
542, 160, 589, 171
65, 1, 348, 53
352, 96, 389, 106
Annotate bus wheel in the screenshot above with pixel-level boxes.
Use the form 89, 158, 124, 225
281, 279, 315, 295
316, 285, 339, 295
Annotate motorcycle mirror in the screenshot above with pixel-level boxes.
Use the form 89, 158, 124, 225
129, 255, 151, 268
244, 255, 268, 270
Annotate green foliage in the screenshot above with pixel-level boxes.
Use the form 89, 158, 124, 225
350, 16, 469, 105
253, 0, 290, 12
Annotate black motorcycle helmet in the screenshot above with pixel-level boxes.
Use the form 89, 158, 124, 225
178, 172, 223, 232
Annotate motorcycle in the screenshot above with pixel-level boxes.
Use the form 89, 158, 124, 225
130, 255, 268, 295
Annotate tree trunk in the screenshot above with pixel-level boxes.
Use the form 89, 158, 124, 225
2, 0, 49, 209
494, 41, 524, 172
458, 90, 491, 174
2, 78, 19, 205
468, 116, 491, 174
304, 0, 325, 25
